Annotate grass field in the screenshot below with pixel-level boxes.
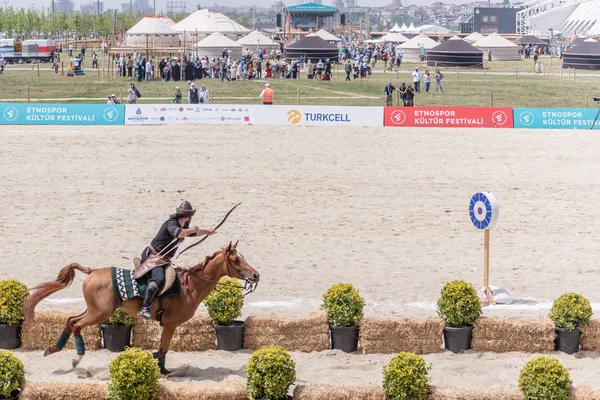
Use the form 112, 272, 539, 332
0, 56, 597, 108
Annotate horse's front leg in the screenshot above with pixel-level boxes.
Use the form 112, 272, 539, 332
155, 323, 177, 375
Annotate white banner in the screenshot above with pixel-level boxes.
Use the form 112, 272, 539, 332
252, 105, 384, 127
124, 104, 254, 125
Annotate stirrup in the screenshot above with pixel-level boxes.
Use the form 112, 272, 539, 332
138, 307, 152, 320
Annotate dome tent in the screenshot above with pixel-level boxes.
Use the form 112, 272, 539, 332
562, 41, 600, 70
237, 30, 279, 53
400, 34, 438, 62
464, 32, 485, 44
307, 29, 341, 42
195, 32, 242, 59
381, 32, 409, 43
173, 9, 250, 42
284, 36, 339, 62
126, 16, 180, 47
427, 39, 483, 67
474, 33, 518, 61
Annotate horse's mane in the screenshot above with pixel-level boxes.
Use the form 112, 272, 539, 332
175, 247, 225, 275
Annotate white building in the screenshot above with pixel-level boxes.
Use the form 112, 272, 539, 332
166, 0, 187, 14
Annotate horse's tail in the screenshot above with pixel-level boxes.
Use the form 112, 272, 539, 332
24, 263, 93, 321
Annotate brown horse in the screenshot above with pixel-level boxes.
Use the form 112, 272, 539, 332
24, 241, 259, 374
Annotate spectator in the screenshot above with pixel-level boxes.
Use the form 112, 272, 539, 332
128, 83, 139, 104
188, 82, 200, 104
404, 84, 415, 106
199, 84, 209, 104
174, 87, 182, 104
345, 60, 352, 81
424, 70, 431, 94
112, 94, 120, 104
69, 43, 73, 56
106, 95, 114, 104
384, 81, 396, 106
398, 82, 407, 106
435, 68, 444, 93
92, 52, 98, 69
259, 83, 274, 105
412, 67, 422, 93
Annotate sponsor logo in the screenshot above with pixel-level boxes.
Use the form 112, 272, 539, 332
135, 108, 142, 115
3, 106, 19, 122
287, 109, 302, 125
389, 109, 406, 125
102, 107, 119, 122
492, 110, 508, 126
238, 108, 243, 112
221, 116, 226, 121
160, 107, 167, 111
244, 116, 250, 122
179, 107, 184, 112
519, 111, 534, 126
160, 117, 165, 121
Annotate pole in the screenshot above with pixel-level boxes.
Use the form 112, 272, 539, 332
101, 53, 104, 82
27, 85, 30, 103
297, 88, 300, 105
574, 68, 576, 81
490, 90, 493, 107
585, 93, 588, 108
456, 65, 458, 78
483, 229, 495, 305
515, 66, 518, 80
37, 60, 40, 76
120, 87, 122, 104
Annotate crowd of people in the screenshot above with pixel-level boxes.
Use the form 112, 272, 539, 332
383, 67, 444, 107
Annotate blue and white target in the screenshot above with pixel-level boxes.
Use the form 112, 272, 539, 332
469, 192, 499, 230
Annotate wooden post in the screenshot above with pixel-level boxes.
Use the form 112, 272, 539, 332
490, 90, 494, 107
297, 88, 300, 105
27, 85, 30, 103
37, 61, 40, 77
102, 53, 104, 82
515, 67, 518, 80
561, 67, 563, 79
585, 93, 588, 108
456, 65, 458, 78
484, 229, 495, 305
568, 68, 571, 81
573, 68, 576, 81
120, 87, 123, 104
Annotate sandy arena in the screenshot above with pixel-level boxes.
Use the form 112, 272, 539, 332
2, 125, 600, 388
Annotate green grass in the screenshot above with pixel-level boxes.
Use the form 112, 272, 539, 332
1, 57, 597, 108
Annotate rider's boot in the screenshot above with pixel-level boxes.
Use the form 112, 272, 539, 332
138, 283, 159, 320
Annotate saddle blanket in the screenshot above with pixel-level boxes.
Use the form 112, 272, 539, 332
110, 267, 180, 302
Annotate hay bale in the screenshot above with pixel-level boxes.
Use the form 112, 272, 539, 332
471, 318, 555, 353
293, 384, 385, 400
429, 387, 524, 400
360, 317, 444, 355
21, 311, 102, 351
21, 382, 107, 400
132, 314, 216, 351
580, 320, 600, 351
244, 313, 330, 352
157, 380, 247, 400
571, 387, 600, 399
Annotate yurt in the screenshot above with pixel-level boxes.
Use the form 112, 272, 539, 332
307, 29, 341, 42
237, 30, 279, 53
448, 35, 462, 40
126, 16, 180, 47
518, 35, 547, 46
562, 41, 600, 69
414, 24, 451, 34
389, 23, 402, 33
427, 39, 483, 67
284, 36, 339, 62
195, 32, 242, 59
173, 9, 250, 42
474, 33, 518, 61
464, 32, 485, 43
400, 34, 438, 62
381, 32, 409, 43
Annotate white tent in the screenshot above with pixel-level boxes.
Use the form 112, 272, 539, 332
389, 23, 402, 33
125, 16, 180, 47
237, 30, 279, 53
585, 37, 598, 42
464, 32, 485, 44
400, 34, 438, 62
474, 33, 518, 61
408, 23, 416, 32
415, 24, 451, 34
195, 31, 243, 59
381, 32, 409, 43
399, 23, 408, 32
448, 35, 462, 40
173, 9, 250, 42
307, 29, 341, 42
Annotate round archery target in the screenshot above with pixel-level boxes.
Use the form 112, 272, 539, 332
469, 192, 499, 229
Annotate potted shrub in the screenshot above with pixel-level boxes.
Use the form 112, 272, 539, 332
548, 292, 593, 354
436, 280, 482, 353
321, 283, 365, 352
203, 276, 245, 351
246, 345, 296, 400
0, 350, 25, 400
382, 352, 431, 400
101, 309, 136, 352
108, 347, 160, 400
0, 280, 29, 349
519, 356, 571, 400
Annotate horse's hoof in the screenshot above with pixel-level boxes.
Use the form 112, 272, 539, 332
43, 346, 55, 357
72, 355, 84, 368
161, 368, 172, 376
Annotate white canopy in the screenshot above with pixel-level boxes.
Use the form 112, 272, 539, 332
237, 30, 279, 52
126, 16, 180, 47
307, 29, 341, 42
474, 33, 518, 61
408, 23, 416, 32
389, 23, 402, 33
464, 32, 485, 44
415, 24, 451, 34
585, 38, 598, 42
448, 35, 462, 40
400, 34, 438, 62
382, 32, 409, 43
173, 9, 249, 39
400, 23, 408, 32
474, 33, 517, 48
195, 31, 242, 59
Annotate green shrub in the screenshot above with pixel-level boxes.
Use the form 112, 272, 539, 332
436, 280, 482, 328
102, 309, 136, 326
548, 293, 593, 331
320, 283, 365, 327
0, 350, 25, 398
382, 352, 431, 400
0, 280, 29, 325
203, 277, 244, 326
519, 356, 571, 400
246, 346, 296, 400
108, 347, 160, 400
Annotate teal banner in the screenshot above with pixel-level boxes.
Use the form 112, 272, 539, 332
514, 108, 600, 130
0, 104, 125, 125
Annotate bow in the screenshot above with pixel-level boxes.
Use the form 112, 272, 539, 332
176, 202, 242, 259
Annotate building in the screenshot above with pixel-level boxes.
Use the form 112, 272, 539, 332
460, 7, 521, 34
81, 1, 104, 14
166, 0, 187, 14
517, 0, 600, 37
120, 0, 152, 14
55, 0, 74, 13
285, 2, 337, 31
346, 0, 357, 7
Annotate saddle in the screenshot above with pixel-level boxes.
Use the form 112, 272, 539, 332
133, 256, 177, 296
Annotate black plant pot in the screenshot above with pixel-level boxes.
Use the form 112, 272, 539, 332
215, 321, 245, 351
3, 388, 20, 400
444, 326, 472, 353
555, 327, 580, 354
101, 324, 132, 352
0, 323, 22, 350
330, 324, 359, 353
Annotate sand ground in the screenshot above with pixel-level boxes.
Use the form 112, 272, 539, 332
2, 125, 600, 388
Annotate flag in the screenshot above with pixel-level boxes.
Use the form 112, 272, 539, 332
571, 30, 577, 42
214, 2, 217, 6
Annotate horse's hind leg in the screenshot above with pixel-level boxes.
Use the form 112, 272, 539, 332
43, 310, 86, 357
70, 308, 113, 368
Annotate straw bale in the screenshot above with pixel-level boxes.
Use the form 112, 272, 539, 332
293, 384, 385, 400
571, 387, 600, 399
21, 382, 107, 400
157, 380, 247, 400
580, 319, 600, 351
471, 318, 555, 353
132, 314, 216, 351
244, 313, 330, 352
429, 387, 524, 400
360, 317, 444, 354
21, 311, 102, 350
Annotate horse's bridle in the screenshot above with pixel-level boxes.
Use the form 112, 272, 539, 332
188, 250, 258, 297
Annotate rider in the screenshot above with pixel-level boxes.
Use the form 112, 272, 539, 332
137, 201, 214, 319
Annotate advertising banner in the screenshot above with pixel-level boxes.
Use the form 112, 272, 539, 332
253, 105, 384, 127
514, 108, 600, 129
384, 107, 513, 128
124, 104, 254, 125
0, 104, 124, 125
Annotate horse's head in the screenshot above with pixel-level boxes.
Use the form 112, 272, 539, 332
223, 241, 260, 294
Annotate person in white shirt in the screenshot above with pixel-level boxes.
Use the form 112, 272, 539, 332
145, 59, 152, 81
199, 84, 209, 104
106, 95, 115, 104
412, 67, 422, 93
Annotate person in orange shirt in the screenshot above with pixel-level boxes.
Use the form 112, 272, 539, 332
259, 83, 274, 105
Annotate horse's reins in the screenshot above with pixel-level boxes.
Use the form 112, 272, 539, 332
188, 251, 258, 297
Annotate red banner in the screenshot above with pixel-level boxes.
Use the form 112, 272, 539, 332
384, 107, 514, 128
